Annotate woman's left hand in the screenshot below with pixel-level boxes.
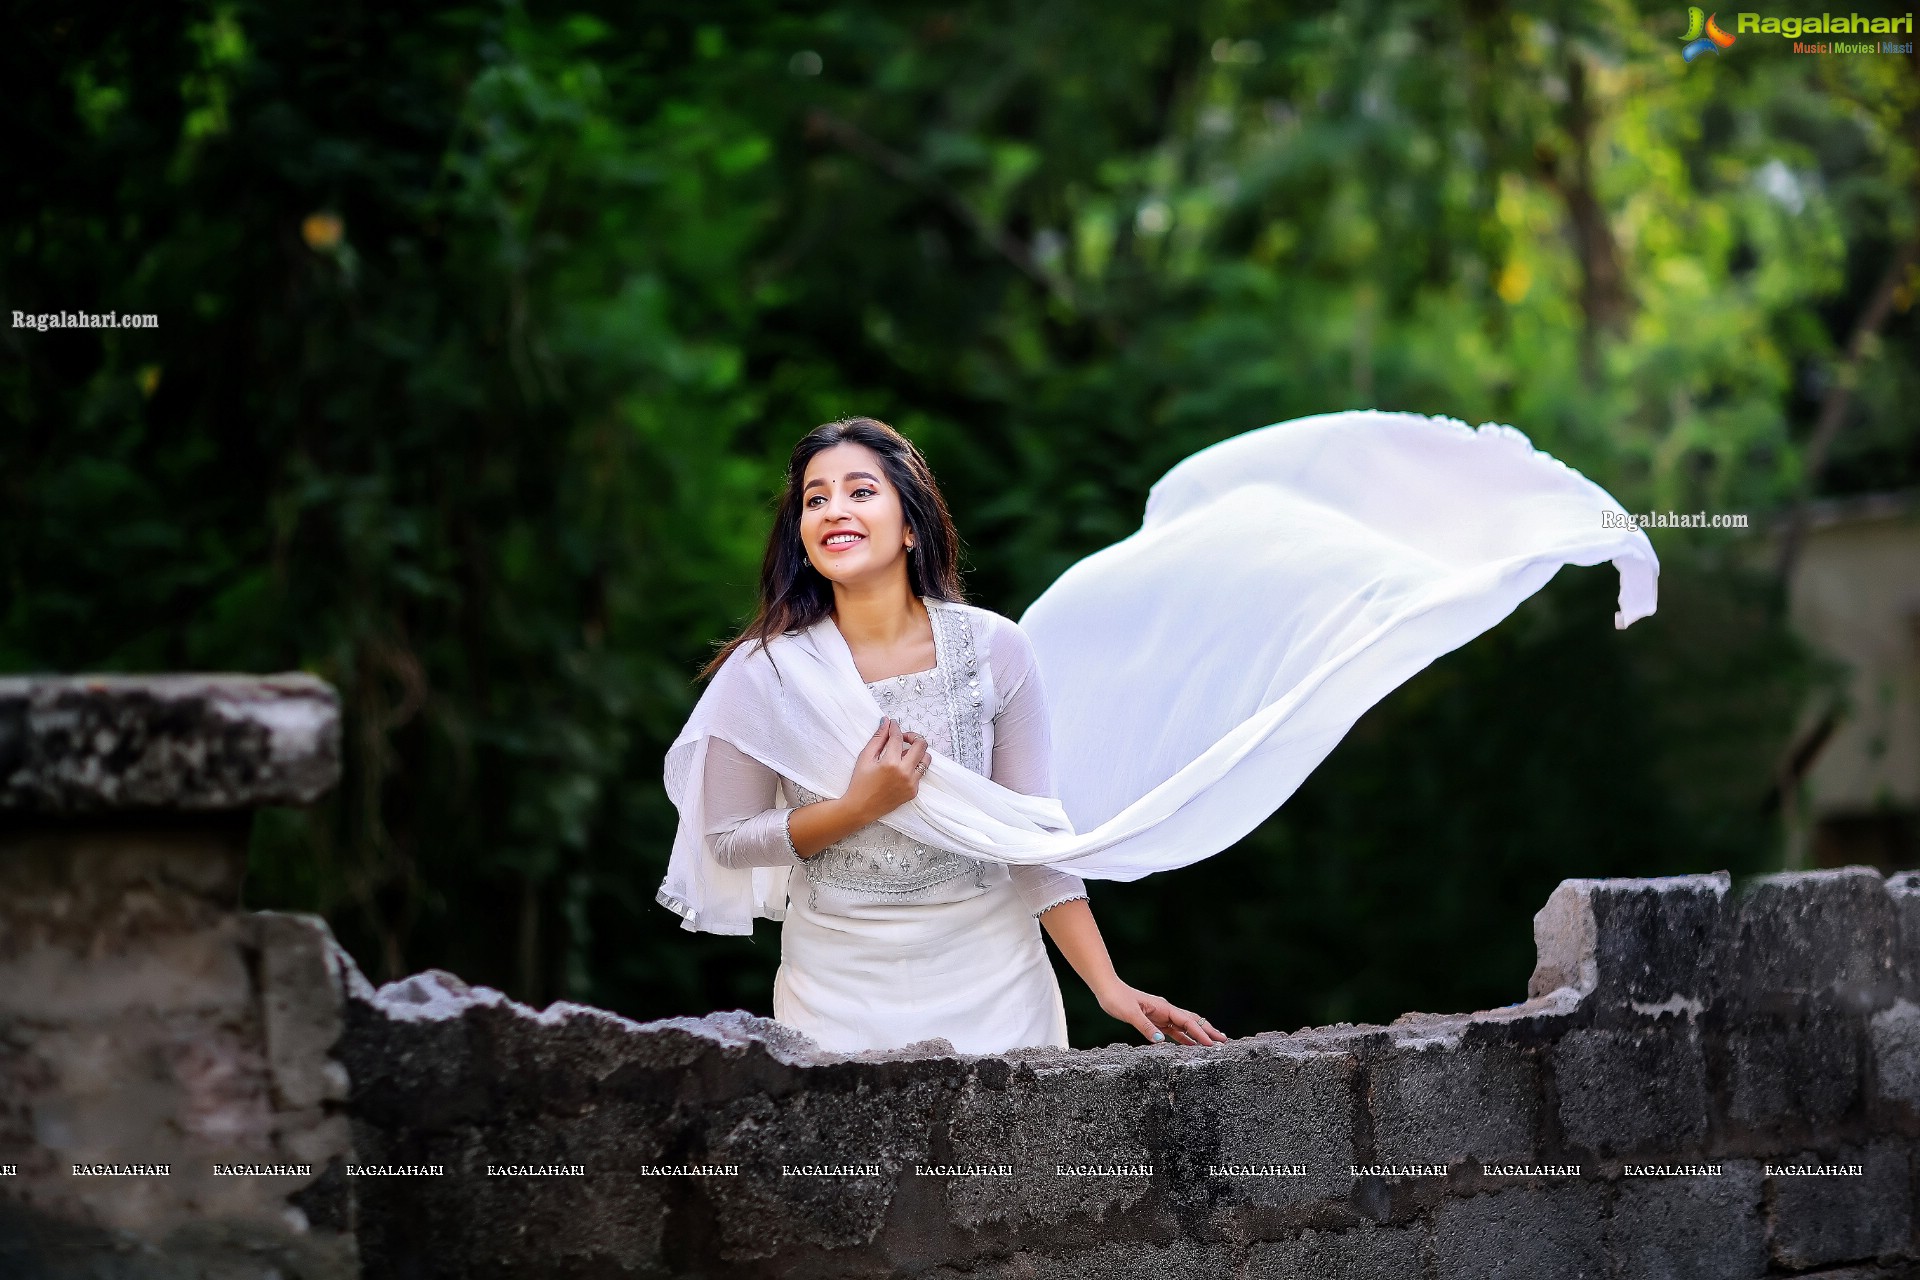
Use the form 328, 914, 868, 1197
1096, 982, 1228, 1046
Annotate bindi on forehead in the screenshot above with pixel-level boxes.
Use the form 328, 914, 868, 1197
802, 470, 882, 492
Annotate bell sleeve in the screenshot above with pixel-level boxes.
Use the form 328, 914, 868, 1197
703, 738, 806, 869
988, 617, 1091, 918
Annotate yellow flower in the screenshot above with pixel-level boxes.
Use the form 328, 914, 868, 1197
1496, 259, 1532, 304
302, 212, 344, 252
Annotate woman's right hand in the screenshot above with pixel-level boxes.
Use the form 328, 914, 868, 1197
842, 717, 930, 823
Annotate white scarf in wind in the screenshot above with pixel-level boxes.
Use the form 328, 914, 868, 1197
658, 409, 1659, 936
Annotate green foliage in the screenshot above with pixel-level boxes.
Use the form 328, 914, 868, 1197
4, 0, 1912, 1037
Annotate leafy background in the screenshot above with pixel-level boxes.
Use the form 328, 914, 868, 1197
5, 0, 1915, 1043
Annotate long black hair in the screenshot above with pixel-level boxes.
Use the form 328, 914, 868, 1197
700, 416, 963, 681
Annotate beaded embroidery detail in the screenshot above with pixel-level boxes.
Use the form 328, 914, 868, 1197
1031, 891, 1089, 919
791, 604, 989, 908
927, 600, 986, 776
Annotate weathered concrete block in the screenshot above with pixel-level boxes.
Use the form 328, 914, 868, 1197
377, 1172, 670, 1278
0, 832, 358, 1279
345, 1170, 669, 1280
924, 1237, 1240, 1280
0, 674, 340, 812
702, 1078, 941, 1258
1371, 1022, 1537, 1166
1527, 874, 1728, 1019
1552, 1025, 1709, 1157
1767, 1141, 1913, 1270
346, 977, 1139, 1275
944, 1057, 1166, 1232
1430, 1183, 1605, 1279
1764, 1267, 1920, 1280
1606, 1161, 1766, 1280
1724, 868, 1899, 1017
1165, 1044, 1353, 1212
1892, 872, 1920, 1003
254, 913, 351, 1112
342, 972, 700, 1275
0, 820, 253, 1022
1725, 1006, 1865, 1138
342, 971, 775, 1141
3, 915, 257, 1024
0, 1201, 361, 1280
1872, 998, 1920, 1118
1245, 1221, 1428, 1278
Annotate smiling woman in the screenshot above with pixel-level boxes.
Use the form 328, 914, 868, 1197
660, 410, 1660, 1056
677, 416, 1226, 1054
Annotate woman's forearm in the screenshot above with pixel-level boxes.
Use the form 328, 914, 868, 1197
786, 719, 930, 857
1036, 897, 1125, 999
786, 796, 878, 858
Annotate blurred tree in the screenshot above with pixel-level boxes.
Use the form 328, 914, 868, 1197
2, 0, 1909, 1037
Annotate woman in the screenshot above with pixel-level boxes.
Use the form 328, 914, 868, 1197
660, 409, 1660, 1056
681, 416, 1226, 1054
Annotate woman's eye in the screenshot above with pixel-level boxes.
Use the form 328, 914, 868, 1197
853, 486, 877, 498
805, 495, 823, 507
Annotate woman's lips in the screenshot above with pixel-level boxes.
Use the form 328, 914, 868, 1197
821, 532, 867, 554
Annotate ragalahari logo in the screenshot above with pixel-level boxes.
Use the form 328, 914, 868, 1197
1681, 7, 1738, 60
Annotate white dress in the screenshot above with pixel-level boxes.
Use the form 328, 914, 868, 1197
660, 415, 1658, 943
700, 604, 1089, 1055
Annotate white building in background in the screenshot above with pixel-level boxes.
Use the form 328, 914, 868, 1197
1778, 491, 1920, 870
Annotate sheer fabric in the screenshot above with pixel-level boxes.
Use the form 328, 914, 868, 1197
658, 410, 1659, 937
699, 623, 1090, 918
709, 629, 1080, 1054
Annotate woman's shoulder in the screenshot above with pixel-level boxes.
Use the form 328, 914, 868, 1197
935, 599, 1039, 672
705, 631, 786, 691
936, 598, 1021, 639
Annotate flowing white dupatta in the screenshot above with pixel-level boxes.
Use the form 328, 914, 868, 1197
658, 409, 1659, 936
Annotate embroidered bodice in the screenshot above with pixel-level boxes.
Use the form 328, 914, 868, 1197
787, 601, 988, 908
699, 601, 1088, 919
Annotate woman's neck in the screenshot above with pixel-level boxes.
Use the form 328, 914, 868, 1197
830, 577, 927, 653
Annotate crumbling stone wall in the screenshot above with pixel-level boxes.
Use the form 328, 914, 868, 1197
0, 676, 356, 1279
343, 872, 1920, 1277
4, 675, 1917, 1279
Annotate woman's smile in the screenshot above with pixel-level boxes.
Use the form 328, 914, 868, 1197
799, 441, 913, 583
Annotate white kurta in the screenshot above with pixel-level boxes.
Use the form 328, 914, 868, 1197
701, 604, 1087, 1054
770, 828, 1069, 1056
660, 413, 1659, 942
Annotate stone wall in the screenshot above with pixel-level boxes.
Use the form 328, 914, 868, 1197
339, 869, 1920, 1279
0, 676, 357, 1279
4, 675, 1917, 1278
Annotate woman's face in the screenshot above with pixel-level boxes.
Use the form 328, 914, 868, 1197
799, 441, 913, 589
